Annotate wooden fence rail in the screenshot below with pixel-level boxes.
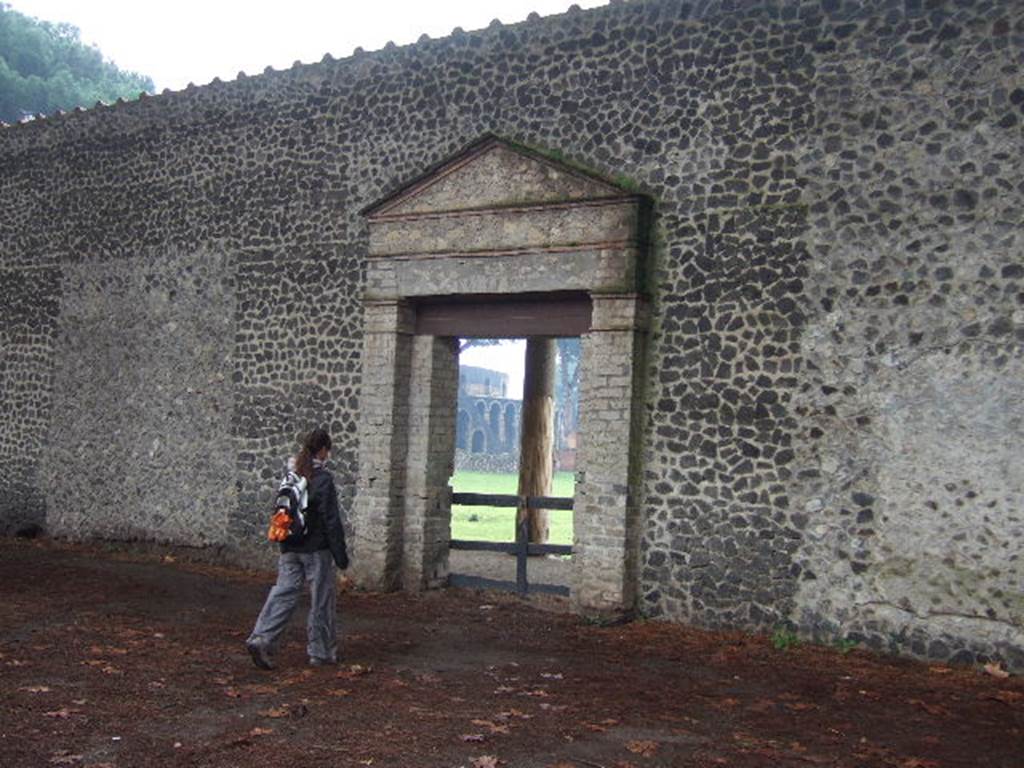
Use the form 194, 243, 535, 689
449, 491, 573, 596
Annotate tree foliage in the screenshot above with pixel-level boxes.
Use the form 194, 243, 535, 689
0, 3, 153, 123
458, 338, 503, 354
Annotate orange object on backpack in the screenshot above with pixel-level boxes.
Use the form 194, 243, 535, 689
267, 509, 293, 542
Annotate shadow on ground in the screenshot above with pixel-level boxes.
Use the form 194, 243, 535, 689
1, 537, 1021, 768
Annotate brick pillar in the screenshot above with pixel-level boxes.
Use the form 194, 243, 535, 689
402, 335, 458, 590
572, 294, 648, 617
350, 300, 414, 591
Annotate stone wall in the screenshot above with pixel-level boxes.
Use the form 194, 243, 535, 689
43, 247, 235, 545
0, 0, 1021, 668
454, 450, 520, 475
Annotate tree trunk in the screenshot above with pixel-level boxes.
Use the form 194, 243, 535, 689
517, 337, 555, 544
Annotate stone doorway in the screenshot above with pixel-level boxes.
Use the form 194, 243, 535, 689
446, 327, 582, 598
351, 136, 650, 617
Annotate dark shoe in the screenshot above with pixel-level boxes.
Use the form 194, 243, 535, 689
246, 640, 274, 670
308, 656, 337, 667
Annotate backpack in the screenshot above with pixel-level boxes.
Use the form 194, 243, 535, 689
266, 469, 309, 544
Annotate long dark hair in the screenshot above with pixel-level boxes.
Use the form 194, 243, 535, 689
295, 428, 332, 481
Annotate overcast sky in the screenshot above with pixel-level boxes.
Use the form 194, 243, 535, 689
8, 0, 606, 92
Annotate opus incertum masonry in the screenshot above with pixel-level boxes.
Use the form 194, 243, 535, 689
1, 0, 1021, 671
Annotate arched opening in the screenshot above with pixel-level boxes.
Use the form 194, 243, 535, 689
470, 429, 485, 454
504, 404, 518, 451
489, 402, 502, 444
456, 409, 470, 451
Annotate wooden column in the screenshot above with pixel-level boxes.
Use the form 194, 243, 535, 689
517, 336, 556, 543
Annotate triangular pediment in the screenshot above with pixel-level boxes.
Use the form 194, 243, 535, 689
365, 136, 630, 218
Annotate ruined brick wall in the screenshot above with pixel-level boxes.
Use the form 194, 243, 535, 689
0, 0, 1020, 667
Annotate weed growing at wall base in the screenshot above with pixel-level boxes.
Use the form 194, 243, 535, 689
771, 628, 800, 651
834, 638, 859, 655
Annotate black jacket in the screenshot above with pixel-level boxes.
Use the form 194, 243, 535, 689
282, 468, 349, 569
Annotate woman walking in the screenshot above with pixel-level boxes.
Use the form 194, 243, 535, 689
246, 428, 349, 669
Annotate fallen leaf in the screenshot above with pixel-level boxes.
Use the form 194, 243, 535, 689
626, 740, 658, 757
224, 688, 242, 698
336, 664, 372, 679
495, 709, 532, 721
472, 719, 510, 734
48, 754, 83, 765
249, 727, 273, 736
907, 698, 951, 717
983, 662, 1010, 679
928, 666, 952, 675
280, 670, 314, 685
44, 708, 74, 718
20, 685, 52, 693
470, 757, 499, 768
785, 701, 816, 712
260, 707, 290, 718
245, 684, 278, 695
984, 690, 1023, 705
327, 688, 351, 697
87, 647, 127, 659
522, 689, 551, 698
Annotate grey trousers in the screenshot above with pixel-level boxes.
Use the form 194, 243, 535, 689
248, 549, 338, 662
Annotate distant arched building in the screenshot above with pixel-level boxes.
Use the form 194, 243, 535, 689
456, 366, 521, 471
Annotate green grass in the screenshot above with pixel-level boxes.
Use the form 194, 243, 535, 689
450, 470, 574, 545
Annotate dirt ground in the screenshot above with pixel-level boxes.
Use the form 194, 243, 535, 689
1, 537, 1022, 768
